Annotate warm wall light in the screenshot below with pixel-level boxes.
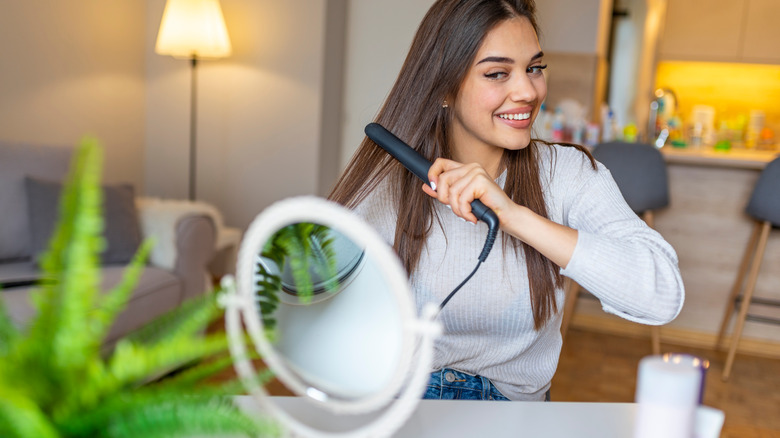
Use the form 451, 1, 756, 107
156, 0, 231, 59
155, 0, 231, 200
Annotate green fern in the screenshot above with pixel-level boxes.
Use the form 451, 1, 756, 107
0, 138, 276, 438
254, 223, 339, 332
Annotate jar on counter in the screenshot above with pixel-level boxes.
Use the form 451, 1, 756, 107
745, 110, 765, 149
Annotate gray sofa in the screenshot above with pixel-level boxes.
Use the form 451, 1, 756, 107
0, 142, 217, 344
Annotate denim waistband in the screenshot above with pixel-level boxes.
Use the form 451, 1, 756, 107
424, 368, 510, 401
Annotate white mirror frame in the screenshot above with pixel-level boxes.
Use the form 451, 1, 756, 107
220, 196, 441, 438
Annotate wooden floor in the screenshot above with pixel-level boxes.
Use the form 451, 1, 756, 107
553, 328, 780, 438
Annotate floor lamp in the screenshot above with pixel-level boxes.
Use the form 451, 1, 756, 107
155, 0, 231, 201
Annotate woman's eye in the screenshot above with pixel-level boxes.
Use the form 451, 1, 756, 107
527, 64, 548, 75
485, 71, 508, 80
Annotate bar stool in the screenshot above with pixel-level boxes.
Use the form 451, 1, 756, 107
561, 141, 669, 355
716, 156, 780, 381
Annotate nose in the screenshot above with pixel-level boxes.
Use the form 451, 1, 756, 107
508, 74, 539, 103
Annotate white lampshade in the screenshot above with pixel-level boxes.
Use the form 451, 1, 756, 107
155, 0, 232, 59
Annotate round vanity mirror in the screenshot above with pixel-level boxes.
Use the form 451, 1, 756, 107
220, 196, 441, 438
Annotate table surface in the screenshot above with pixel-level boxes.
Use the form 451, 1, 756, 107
236, 396, 632, 437
233, 396, 724, 438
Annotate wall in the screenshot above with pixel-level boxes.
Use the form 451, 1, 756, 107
0, 1, 147, 187
339, 0, 436, 167
144, 0, 327, 229
535, 0, 611, 56
535, 0, 612, 121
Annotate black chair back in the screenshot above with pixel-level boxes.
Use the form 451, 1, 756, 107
591, 141, 670, 214
746, 156, 780, 227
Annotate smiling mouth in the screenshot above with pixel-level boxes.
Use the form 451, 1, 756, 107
498, 113, 531, 121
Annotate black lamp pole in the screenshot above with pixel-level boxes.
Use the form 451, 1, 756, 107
189, 55, 198, 201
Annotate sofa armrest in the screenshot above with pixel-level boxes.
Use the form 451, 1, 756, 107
136, 197, 220, 301
173, 214, 216, 301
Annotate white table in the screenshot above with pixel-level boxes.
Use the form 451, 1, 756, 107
235, 396, 636, 437
234, 396, 724, 438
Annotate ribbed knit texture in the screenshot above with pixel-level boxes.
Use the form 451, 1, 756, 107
353, 144, 685, 401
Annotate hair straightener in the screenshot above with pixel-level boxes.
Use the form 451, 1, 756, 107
364, 122, 499, 311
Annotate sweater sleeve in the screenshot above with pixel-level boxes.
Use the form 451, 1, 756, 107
559, 160, 685, 325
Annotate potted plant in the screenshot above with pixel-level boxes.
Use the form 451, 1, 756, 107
0, 138, 278, 438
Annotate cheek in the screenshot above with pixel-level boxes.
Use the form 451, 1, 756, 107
459, 82, 504, 113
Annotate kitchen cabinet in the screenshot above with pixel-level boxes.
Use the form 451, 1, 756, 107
741, 0, 780, 64
659, 0, 780, 64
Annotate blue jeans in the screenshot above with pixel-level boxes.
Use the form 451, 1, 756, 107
424, 368, 511, 401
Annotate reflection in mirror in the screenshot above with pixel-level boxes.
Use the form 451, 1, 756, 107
252, 222, 403, 401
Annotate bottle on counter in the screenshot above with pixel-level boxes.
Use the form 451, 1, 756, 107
585, 122, 600, 147
601, 109, 618, 142
623, 123, 638, 143
534, 103, 553, 141
714, 121, 732, 151
551, 108, 565, 143
745, 110, 765, 149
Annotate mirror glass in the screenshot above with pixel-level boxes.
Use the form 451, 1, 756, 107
251, 222, 405, 401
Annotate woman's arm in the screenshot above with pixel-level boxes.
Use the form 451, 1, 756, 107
424, 152, 684, 325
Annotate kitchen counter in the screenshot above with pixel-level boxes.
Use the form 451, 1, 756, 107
661, 146, 779, 169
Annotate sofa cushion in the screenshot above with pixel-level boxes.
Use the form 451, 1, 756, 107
0, 266, 181, 341
25, 177, 143, 265
0, 143, 72, 261
0, 261, 40, 288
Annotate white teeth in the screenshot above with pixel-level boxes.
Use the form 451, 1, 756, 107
499, 113, 531, 121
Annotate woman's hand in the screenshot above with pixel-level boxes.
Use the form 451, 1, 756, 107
422, 158, 512, 224
421, 158, 578, 268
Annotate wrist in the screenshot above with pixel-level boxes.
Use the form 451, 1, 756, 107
498, 203, 533, 241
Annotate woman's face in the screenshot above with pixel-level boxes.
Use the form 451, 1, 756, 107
449, 16, 547, 163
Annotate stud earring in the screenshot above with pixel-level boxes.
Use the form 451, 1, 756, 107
442, 101, 449, 108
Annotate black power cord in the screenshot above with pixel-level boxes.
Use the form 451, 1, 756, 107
438, 219, 498, 311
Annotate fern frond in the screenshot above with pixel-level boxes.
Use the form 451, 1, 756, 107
0, 388, 60, 438
122, 292, 220, 347
276, 225, 315, 301
254, 262, 281, 331
93, 238, 154, 346
53, 139, 105, 369
59, 389, 279, 438
0, 293, 20, 354
159, 354, 237, 389
306, 226, 339, 293
108, 334, 229, 389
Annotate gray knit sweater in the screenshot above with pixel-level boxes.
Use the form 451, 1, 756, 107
353, 144, 685, 401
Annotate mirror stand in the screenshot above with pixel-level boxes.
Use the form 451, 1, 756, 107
218, 196, 442, 438
221, 282, 440, 438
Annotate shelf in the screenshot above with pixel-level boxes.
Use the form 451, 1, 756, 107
660, 146, 779, 170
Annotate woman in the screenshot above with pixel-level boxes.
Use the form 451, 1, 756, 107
329, 0, 684, 402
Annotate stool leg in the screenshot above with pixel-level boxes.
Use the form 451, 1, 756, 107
650, 326, 661, 355
716, 221, 761, 349
560, 279, 581, 341
722, 221, 771, 381
642, 211, 663, 354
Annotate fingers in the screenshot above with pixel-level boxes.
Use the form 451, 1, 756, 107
425, 158, 491, 224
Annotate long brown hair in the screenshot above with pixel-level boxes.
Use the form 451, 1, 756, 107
329, 0, 594, 330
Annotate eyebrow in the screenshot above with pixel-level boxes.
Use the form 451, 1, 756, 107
476, 51, 545, 65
